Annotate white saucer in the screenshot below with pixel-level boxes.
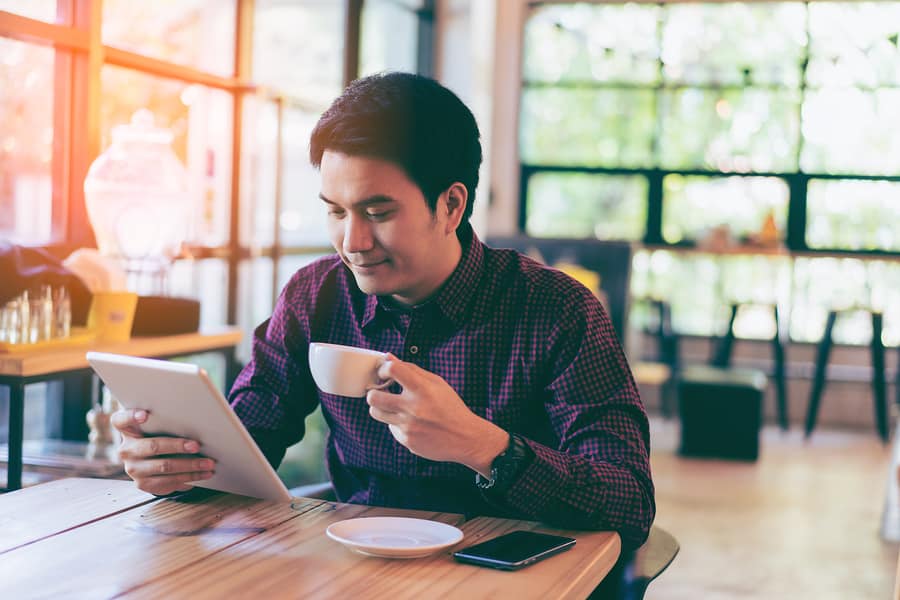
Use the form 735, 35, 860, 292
326, 516, 464, 559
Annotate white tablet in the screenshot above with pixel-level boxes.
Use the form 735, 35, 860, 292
86, 351, 292, 502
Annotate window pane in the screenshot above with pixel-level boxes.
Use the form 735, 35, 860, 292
730, 303, 777, 340
0, 0, 57, 23
169, 258, 228, 329
806, 179, 900, 252
634, 251, 791, 339
0, 38, 54, 245
386, 0, 426, 8
253, 0, 345, 107
791, 257, 871, 343
717, 254, 792, 306
237, 257, 274, 362
520, 88, 655, 167
525, 173, 646, 240
662, 175, 789, 245
100, 66, 234, 247
277, 254, 331, 292
280, 106, 329, 247
801, 89, 900, 175
524, 3, 660, 84
870, 261, 900, 347
659, 88, 800, 172
103, 0, 236, 76
360, 0, 418, 76
718, 255, 791, 340
808, 3, 900, 88
277, 405, 329, 488
662, 3, 806, 86
641, 251, 721, 336
240, 96, 278, 247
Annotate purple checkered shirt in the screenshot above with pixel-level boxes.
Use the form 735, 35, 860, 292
229, 226, 655, 549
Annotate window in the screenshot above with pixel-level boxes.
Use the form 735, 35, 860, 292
102, 0, 237, 76
360, 0, 422, 76
0, 38, 55, 245
252, 0, 346, 105
99, 67, 234, 247
1, 0, 436, 487
0, 0, 57, 23
522, 2, 900, 341
662, 175, 788, 245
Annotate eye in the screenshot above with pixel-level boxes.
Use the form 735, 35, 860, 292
365, 209, 393, 221
327, 208, 346, 219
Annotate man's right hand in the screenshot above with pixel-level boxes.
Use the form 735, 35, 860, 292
111, 408, 215, 496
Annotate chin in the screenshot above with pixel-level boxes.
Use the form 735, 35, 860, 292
352, 274, 394, 297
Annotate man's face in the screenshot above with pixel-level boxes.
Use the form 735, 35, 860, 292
319, 151, 462, 305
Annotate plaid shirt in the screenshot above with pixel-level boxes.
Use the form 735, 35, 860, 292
230, 226, 654, 549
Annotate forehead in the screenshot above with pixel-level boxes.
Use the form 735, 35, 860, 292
319, 151, 423, 206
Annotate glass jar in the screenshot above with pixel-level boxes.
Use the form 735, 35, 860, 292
84, 109, 189, 293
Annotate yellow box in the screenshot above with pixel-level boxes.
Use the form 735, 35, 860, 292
88, 292, 138, 342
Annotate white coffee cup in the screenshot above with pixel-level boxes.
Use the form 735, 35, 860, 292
308, 342, 389, 397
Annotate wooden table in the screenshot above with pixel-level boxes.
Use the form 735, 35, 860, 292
0, 328, 242, 491
0, 479, 621, 599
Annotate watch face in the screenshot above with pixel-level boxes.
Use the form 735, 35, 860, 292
476, 469, 497, 490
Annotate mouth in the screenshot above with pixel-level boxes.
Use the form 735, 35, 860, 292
348, 259, 389, 273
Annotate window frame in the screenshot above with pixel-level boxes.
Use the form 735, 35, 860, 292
519, 1, 900, 259
0, 0, 437, 326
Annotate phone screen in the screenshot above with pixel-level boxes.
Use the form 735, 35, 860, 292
452, 530, 576, 570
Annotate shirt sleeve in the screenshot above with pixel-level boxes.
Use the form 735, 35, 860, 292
228, 282, 320, 470
496, 285, 655, 551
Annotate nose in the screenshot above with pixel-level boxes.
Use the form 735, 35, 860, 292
342, 213, 375, 255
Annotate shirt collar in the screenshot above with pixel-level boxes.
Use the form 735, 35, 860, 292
359, 224, 483, 329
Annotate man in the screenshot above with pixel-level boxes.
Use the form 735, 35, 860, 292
112, 72, 655, 550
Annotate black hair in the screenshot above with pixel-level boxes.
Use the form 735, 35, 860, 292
309, 72, 482, 226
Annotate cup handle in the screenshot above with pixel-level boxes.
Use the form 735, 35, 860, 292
366, 379, 394, 392
366, 355, 395, 392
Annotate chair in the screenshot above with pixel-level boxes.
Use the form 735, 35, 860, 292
589, 525, 680, 600
645, 299, 680, 418
710, 302, 789, 430
804, 309, 888, 442
486, 237, 634, 344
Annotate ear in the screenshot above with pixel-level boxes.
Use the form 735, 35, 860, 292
443, 182, 468, 234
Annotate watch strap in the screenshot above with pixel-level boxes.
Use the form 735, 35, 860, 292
475, 432, 533, 493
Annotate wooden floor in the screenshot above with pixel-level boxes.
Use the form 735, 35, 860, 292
646, 418, 898, 599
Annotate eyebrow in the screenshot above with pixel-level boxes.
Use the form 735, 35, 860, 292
319, 194, 396, 208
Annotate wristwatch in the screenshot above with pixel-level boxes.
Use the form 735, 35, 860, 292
475, 433, 533, 493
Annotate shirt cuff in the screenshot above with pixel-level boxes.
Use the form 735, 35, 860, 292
498, 437, 607, 520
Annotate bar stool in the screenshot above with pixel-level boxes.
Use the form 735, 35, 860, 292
709, 302, 789, 430
804, 309, 888, 442
646, 299, 680, 418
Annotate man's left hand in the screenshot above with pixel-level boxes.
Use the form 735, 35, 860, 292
366, 354, 509, 476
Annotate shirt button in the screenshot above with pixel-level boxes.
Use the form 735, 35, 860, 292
409, 345, 419, 355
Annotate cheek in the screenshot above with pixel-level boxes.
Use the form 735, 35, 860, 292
326, 221, 343, 249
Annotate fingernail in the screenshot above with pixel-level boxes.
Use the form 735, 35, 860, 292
135, 410, 147, 422
184, 441, 200, 453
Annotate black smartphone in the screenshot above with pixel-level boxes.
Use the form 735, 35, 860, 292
452, 530, 576, 571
